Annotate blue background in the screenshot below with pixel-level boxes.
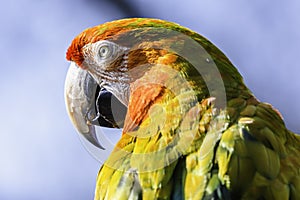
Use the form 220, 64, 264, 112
0, 0, 299, 199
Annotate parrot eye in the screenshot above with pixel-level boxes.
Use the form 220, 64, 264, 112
82, 40, 129, 68
98, 45, 111, 59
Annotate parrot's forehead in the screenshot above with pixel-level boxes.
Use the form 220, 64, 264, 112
66, 18, 190, 67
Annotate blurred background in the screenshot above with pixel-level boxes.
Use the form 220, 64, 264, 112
0, 0, 299, 199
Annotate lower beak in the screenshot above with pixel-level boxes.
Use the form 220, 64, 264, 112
64, 62, 104, 149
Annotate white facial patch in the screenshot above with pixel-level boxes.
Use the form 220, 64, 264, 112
82, 40, 129, 70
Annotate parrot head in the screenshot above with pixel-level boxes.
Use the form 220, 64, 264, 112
65, 18, 247, 150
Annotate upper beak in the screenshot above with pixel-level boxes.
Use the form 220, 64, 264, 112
64, 62, 104, 149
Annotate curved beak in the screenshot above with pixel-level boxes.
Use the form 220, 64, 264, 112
64, 62, 104, 149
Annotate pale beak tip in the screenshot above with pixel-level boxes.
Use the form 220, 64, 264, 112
83, 129, 105, 150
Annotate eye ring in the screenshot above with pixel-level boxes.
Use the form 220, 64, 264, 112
98, 45, 111, 59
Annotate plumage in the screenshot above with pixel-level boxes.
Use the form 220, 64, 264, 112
65, 18, 300, 199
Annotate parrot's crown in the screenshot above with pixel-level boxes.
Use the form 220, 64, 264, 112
66, 18, 181, 67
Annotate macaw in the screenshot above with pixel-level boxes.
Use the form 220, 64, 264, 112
65, 18, 300, 199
